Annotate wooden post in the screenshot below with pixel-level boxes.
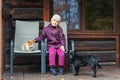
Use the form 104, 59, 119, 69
116, 36, 120, 67
43, 0, 51, 21
0, 0, 2, 79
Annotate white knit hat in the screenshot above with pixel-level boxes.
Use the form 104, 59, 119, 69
51, 14, 61, 22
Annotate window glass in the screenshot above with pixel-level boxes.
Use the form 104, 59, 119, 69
85, 0, 114, 31
53, 0, 81, 30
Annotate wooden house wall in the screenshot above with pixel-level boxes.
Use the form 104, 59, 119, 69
1, 0, 120, 73
2, 0, 52, 71
68, 32, 119, 65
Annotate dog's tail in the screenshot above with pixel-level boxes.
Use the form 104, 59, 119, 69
97, 62, 102, 69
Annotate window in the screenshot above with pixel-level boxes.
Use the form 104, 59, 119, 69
85, 0, 114, 31
53, 0, 114, 31
53, 0, 80, 30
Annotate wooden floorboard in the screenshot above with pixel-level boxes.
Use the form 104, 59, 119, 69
2, 65, 120, 80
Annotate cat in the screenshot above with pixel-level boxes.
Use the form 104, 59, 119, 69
21, 40, 35, 52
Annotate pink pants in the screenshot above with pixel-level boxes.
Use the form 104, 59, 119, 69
48, 47, 65, 66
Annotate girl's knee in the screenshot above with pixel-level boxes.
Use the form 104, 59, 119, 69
59, 53, 65, 58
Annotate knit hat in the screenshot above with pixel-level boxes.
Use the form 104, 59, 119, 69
51, 14, 61, 22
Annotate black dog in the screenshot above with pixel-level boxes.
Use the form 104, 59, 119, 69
69, 51, 102, 78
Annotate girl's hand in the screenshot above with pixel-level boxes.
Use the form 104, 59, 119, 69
60, 46, 65, 51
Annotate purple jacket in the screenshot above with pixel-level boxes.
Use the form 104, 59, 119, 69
34, 24, 66, 49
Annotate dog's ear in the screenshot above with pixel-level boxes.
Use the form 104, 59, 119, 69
68, 50, 73, 54
74, 50, 77, 54
69, 50, 76, 56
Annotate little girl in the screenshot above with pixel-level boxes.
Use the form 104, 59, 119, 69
33, 14, 66, 76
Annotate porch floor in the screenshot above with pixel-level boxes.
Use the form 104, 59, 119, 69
2, 65, 120, 80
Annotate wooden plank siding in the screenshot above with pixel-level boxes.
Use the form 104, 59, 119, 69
75, 41, 115, 51
68, 32, 120, 67
12, 0, 43, 8
2, 0, 54, 71
10, 8, 43, 20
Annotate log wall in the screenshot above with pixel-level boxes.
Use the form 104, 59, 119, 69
68, 31, 120, 66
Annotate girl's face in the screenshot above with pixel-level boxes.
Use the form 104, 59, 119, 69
51, 19, 59, 27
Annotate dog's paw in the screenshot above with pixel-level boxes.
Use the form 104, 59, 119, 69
93, 75, 96, 78
73, 73, 78, 76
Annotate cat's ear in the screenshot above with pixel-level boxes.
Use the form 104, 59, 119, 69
31, 40, 35, 44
